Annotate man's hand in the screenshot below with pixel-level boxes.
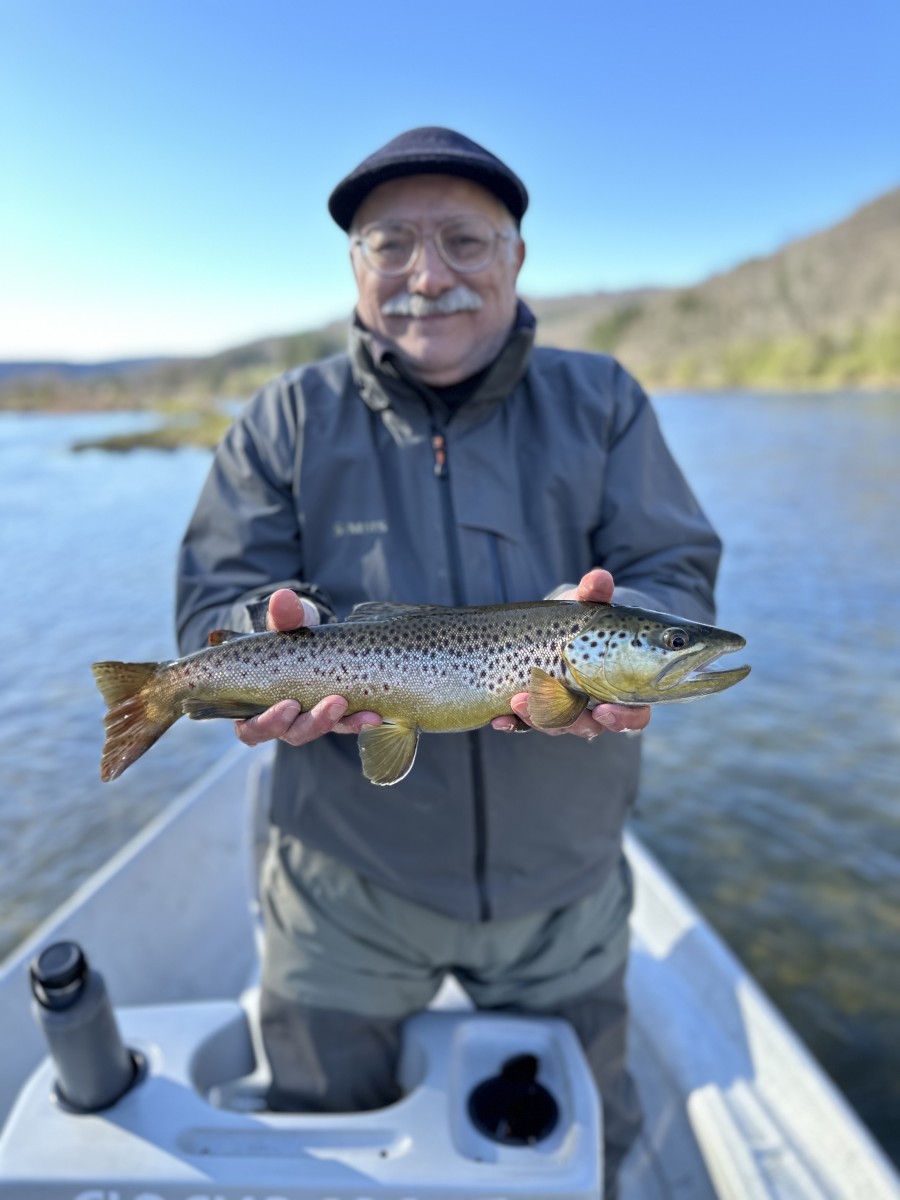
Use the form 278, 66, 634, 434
234, 589, 382, 748
491, 569, 652, 739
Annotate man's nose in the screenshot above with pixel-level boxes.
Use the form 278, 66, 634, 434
407, 236, 456, 293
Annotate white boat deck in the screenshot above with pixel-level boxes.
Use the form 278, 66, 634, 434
0, 746, 896, 1198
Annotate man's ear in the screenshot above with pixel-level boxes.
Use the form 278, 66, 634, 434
514, 237, 527, 273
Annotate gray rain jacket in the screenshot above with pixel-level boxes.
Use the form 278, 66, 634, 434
176, 302, 721, 922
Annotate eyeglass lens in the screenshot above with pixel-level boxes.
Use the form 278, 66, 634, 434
361, 217, 500, 275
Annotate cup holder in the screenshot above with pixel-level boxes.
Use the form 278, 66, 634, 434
467, 1053, 560, 1145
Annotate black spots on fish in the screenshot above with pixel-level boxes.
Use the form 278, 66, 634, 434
617, 631, 628, 639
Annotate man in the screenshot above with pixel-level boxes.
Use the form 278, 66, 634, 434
176, 127, 721, 1194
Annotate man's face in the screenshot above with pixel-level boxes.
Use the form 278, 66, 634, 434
350, 175, 526, 386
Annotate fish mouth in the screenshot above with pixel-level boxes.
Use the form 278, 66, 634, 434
653, 642, 750, 693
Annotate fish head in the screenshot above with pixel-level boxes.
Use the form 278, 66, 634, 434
562, 604, 750, 704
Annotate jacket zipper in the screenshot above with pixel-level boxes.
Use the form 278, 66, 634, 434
431, 426, 492, 922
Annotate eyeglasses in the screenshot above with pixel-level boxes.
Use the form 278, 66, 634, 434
351, 216, 515, 277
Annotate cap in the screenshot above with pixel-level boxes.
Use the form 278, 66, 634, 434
30, 941, 88, 1010
328, 126, 529, 232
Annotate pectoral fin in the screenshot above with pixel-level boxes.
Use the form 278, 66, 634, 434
528, 668, 589, 729
358, 722, 419, 786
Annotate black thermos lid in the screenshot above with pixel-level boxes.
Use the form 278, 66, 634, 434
30, 941, 89, 1010
467, 1053, 560, 1145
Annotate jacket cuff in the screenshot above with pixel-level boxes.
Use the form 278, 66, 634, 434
245, 585, 337, 632
543, 582, 578, 600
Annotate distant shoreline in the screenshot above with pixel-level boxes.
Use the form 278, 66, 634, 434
1, 383, 894, 455
3, 179, 900, 426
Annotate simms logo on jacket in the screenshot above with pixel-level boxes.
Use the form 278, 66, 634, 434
333, 520, 389, 537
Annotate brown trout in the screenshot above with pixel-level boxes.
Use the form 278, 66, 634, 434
92, 600, 749, 786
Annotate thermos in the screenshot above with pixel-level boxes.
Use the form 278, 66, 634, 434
30, 940, 137, 1112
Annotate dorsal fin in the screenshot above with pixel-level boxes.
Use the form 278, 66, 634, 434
344, 601, 453, 624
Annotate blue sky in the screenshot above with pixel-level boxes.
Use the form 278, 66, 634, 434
1, 0, 897, 361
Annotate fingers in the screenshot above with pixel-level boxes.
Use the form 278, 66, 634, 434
266, 589, 320, 632
491, 715, 531, 732
588, 703, 651, 735
575, 568, 615, 604
332, 710, 383, 735
234, 697, 383, 748
508, 693, 566, 736
500, 692, 651, 740
554, 568, 615, 604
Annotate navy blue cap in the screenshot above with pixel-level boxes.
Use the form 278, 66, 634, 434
328, 127, 529, 231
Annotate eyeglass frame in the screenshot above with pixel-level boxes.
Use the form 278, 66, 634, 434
350, 216, 518, 278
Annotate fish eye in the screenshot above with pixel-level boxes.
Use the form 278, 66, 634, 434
663, 627, 689, 650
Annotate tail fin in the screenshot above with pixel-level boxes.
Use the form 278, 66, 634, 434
91, 661, 177, 782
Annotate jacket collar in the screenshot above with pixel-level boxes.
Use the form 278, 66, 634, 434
349, 299, 536, 429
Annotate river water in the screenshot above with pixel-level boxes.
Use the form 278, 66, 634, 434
0, 393, 898, 1162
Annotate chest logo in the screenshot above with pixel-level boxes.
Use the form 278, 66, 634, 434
333, 519, 389, 537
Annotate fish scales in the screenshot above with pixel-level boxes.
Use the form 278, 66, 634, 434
92, 599, 749, 786
163, 602, 587, 733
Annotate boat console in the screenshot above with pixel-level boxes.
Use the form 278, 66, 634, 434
0, 991, 603, 1199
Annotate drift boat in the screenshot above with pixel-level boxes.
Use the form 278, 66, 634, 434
0, 746, 896, 1198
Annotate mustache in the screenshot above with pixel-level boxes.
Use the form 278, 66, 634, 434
381, 286, 483, 318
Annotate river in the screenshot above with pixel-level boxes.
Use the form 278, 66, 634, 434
0, 393, 898, 1162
